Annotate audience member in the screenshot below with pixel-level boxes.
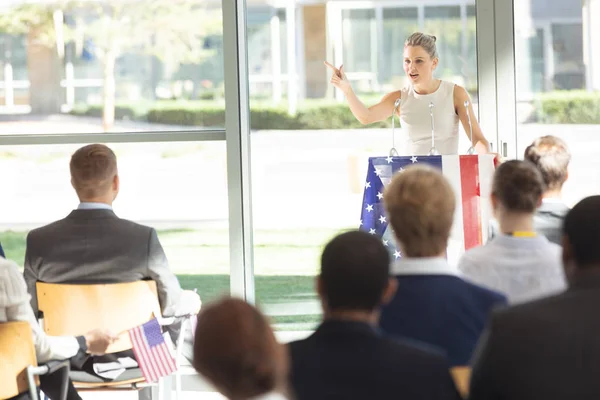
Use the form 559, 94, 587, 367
488, 135, 571, 245
22, 144, 200, 376
524, 135, 571, 244
1, 256, 114, 400
459, 160, 566, 304
193, 297, 289, 400
469, 195, 600, 399
289, 230, 461, 400
0, 242, 4, 258
379, 165, 506, 366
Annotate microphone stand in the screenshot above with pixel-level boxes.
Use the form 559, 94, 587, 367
428, 102, 440, 156
389, 98, 401, 157
465, 100, 475, 155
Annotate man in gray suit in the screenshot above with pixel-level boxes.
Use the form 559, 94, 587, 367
523, 135, 571, 245
23, 143, 200, 325
489, 135, 570, 245
469, 196, 600, 399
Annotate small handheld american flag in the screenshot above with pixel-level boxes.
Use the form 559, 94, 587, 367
128, 318, 177, 383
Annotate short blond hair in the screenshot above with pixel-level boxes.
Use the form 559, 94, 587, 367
70, 144, 117, 199
384, 165, 455, 257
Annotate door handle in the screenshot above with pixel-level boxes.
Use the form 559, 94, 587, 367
499, 140, 508, 158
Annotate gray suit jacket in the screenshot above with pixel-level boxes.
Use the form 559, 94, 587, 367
533, 201, 570, 245
24, 209, 183, 318
469, 269, 600, 400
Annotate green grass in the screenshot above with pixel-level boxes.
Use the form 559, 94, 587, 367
177, 274, 320, 330
0, 227, 335, 331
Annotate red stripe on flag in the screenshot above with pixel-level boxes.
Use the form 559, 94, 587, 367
158, 341, 177, 371
131, 327, 153, 383
151, 346, 165, 377
459, 155, 482, 250
156, 343, 177, 374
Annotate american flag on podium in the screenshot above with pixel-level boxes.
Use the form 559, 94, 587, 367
128, 318, 177, 383
359, 155, 494, 262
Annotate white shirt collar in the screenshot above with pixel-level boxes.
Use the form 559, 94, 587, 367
77, 202, 113, 211
390, 257, 460, 276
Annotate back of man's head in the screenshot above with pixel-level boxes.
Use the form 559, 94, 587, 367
492, 160, 545, 213
320, 230, 390, 312
524, 135, 570, 193
384, 164, 455, 257
563, 196, 600, 269
70, 144, 118, 201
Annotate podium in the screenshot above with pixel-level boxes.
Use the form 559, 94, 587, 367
359, 154, 495, 265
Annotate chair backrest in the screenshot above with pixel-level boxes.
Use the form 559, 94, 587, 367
450, 366, 471, 398
36, 281, 161, 354
0, 321, 38, 399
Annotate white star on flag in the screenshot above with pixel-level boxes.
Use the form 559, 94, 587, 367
374, 168, 382, 176
386, 156, 393, 163
378, 215, 386, 223
410, 156, 418, 163
365, 181, 371, 188
393, 250, 402, 259
359, 219, 363, 226
365, 204, 374, 212
369, 228, 376, 234
376, 192, 384, 200
383, 240, 389, 246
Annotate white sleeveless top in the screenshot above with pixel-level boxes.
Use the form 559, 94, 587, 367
398, 80, 459, 155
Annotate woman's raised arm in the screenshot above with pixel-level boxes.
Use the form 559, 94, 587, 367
326, 61, 400, 125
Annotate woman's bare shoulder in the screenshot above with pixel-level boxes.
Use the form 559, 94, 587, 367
380, 89, 404, 104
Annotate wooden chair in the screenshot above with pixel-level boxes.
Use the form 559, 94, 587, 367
450, 366, 471, 398
36, 281, 186, 399
0, 321, 70, 400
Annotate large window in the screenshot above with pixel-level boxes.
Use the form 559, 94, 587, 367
0, 0, 230, 316
0, 0, 225, 132
515, 0, 597, 206
247, 1, 480, 332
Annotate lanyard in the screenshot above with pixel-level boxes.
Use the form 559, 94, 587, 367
507, 231, 537, 238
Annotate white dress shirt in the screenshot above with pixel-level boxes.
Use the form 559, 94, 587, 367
458, 234, 567, 304
0, 257, 80, 363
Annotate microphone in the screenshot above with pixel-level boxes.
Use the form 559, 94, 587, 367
465, 100, 475, 155
428, 102, 440, 156
389, 98, 401, 157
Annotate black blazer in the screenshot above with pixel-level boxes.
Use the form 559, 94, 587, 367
289, 320, 462, 400
469, 269, 600, 400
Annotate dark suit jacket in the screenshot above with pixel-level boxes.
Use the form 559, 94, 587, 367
469, 269, 600, 400
0, 242, 4, 258
289, 320, 462, 400
380, 274, 507, 366
23, 209, 183, 317
489, 200, 569, 245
